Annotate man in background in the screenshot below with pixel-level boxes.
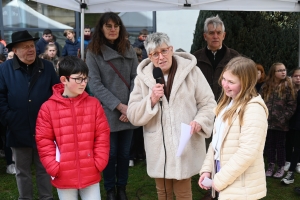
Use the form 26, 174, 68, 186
193, 15, 239, 102
0, 30, 59, 200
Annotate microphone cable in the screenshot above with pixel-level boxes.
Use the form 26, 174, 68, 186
159, 100, 168, 200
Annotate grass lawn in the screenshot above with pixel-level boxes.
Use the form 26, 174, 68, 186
1, 158, 300, 199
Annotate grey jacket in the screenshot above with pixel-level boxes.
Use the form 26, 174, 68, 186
86, 45, 138, 132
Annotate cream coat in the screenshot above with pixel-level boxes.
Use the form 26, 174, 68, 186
127, 52, 216, 179
200, 96, 268, 200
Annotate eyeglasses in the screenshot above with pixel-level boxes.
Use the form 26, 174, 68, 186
104, 24, 120, 30
66, 76, 90, 84
149, 47, 171, 59
275, 69, 286, 73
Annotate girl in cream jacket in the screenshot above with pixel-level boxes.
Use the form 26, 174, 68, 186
199, 57, 268, 200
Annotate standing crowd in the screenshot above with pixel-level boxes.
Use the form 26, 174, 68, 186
0, 12, 300, 200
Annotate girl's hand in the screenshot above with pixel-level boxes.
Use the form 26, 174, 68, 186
198, 172, 211, 190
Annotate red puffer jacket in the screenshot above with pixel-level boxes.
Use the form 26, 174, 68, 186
36, 83, 110, 189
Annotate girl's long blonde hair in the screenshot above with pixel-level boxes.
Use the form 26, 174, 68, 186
261, 63, 295, 102
216, 56, 258, 125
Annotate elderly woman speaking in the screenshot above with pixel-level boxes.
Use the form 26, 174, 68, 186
127, 32, 216, 199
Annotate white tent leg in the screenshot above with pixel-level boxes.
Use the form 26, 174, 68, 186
80, 1, 85, 60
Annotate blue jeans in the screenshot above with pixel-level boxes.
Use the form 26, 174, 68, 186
103, 129, 133, 191
57, 183, 101, 200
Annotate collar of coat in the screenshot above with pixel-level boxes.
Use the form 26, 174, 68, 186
12, 55, 44, 71
136, 52, 197, 105
197, 44, 235, 67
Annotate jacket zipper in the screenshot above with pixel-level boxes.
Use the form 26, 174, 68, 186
70, 99, 81, 188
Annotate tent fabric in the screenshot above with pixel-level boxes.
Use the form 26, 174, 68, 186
31, 0, 300, 59
3, 0, 72, 29
31, 0, 300, 13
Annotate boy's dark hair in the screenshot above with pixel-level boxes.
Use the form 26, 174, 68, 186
43, 29, 52, 35
84, 25, 91, 29
58, 56, 89, 78
139, 29, 148, 36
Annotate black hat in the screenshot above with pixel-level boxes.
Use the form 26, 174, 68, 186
6, 30, 39, 49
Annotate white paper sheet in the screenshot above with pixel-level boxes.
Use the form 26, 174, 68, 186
51, 141, 60, 180
176, 123, 192, 157
55, 141, 60, 162
201, 177, 212, 187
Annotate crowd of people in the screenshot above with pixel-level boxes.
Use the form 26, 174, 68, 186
1, 12, 300, 200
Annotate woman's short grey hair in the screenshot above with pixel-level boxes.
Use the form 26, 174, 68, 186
144, 32, 172, 55
204, 15, 225, 33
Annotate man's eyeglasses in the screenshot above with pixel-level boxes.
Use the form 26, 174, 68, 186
275, 69, 286, 73
104, 24, 120, 31
66, 76, 90, 84
149, 47, 171, 59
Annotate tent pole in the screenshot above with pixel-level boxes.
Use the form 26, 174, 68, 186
80, 1, 86, 60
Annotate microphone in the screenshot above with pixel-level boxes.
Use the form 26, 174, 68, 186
152, 67, 163, 105
153, 67, 163, 84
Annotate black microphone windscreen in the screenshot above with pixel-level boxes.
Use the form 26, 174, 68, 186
152, 67, 163, 84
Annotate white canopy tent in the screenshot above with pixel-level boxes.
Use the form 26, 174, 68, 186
31, 0, 300, 59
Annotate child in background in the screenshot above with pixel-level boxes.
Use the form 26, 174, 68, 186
281, 67, 300, 185
44, 44, 59, 70
256, 63, 266, 92
62, 29, 80, 57
78, 25, 91, 50
35, 56, 110, 200
260, 63, 296, 179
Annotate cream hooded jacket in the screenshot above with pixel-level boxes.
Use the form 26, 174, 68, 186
200, 95, 268, 200
127, 52, 216, 179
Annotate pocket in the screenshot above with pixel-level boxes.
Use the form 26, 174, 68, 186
143, 117, 158, 133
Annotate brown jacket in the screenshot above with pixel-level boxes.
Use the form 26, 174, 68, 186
193, 45, 239, 101
259, 82, 296, 131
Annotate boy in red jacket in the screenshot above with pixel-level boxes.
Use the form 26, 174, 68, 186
35, 56, 110, 200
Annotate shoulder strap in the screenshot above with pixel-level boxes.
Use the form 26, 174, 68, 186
107, 61, 130, 90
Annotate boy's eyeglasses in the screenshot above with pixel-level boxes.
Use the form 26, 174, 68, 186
104, 24, 120, 30
66, 76, 90, 84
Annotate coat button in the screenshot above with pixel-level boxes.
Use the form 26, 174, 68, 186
29, 100, 31, 102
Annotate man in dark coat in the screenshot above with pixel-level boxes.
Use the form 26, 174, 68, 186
193, 15, 239, 101
0, 30, 59, 200
35, 29, 61, 56
132, 29, 148, 60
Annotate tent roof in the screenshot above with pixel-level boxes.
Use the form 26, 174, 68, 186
31, 0, 300, 13
3, 0, 72, 29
